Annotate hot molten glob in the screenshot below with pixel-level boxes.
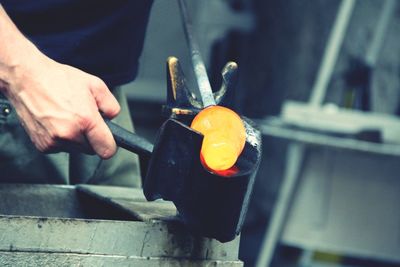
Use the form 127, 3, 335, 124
191, 105, 246, 172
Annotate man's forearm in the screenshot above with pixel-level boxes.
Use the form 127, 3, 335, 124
0, 5, 39, 92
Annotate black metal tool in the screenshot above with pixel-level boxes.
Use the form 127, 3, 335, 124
104, 119, 153, 158
104, 0, 262, 242
104, 57, 261, 242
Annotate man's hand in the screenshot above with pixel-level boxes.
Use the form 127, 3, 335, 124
0, 5, 119, 159
4, 54, 120, 159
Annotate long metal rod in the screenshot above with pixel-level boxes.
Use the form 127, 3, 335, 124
309, 0, 356, 106
255, 143, 305, 267
177, 0, 216, 108
365, 0, 396, 67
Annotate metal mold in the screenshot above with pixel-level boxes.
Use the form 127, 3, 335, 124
142, 57, 262, 242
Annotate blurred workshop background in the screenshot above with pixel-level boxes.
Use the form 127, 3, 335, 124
123, 0, 400, 267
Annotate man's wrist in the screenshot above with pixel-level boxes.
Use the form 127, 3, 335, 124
0, 5, 43, 94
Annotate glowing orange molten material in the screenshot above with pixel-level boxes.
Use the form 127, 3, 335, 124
191, 105, 246, 172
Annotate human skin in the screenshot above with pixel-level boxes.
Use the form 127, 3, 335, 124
0, 5, 120, 159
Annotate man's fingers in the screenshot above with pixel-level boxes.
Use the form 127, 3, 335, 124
90, 77, 120, 119
84, 112, 117, 159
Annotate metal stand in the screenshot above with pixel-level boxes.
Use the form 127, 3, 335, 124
256, 0, 397, 266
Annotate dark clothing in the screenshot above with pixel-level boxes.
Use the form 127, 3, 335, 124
1, 0, 153, 87
0, 1, 152, 186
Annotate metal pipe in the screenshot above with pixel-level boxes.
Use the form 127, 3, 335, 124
309, 0, 356, 106
365, 0, 396, 67
177, 0, 216, 108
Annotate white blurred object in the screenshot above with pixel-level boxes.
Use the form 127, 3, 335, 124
282, 100, 400, 144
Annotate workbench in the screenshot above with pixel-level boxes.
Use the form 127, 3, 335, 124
0, 184, 242, 266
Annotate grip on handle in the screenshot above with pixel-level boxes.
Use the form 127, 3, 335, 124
104, 118, 153, 157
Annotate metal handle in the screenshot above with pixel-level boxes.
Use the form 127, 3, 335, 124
177, 0, 216, 108
104, 118, 153, 157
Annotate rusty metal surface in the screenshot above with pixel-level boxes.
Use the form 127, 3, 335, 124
0, 252, 243, 267
0, 184, 242, 266
0, 216, 239, 260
